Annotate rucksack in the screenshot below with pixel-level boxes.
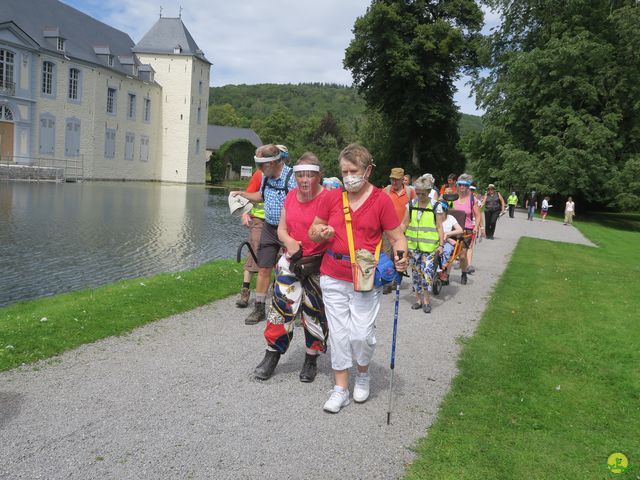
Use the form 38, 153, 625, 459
261, 168, 294, 198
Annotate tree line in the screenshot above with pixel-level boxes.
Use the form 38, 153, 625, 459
210, 0, 640, 211
208, 83, 482, 185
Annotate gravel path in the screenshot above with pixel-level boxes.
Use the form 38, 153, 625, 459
0, 212, 594, 480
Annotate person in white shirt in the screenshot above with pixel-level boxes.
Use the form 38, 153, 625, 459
564, 197, 576, 225
437, 210, 463, 283
541, 196, 552, 221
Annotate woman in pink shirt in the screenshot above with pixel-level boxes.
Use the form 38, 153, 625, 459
253, 153, 329, 382
309, 144, 408, 413
453, 173, 482, 285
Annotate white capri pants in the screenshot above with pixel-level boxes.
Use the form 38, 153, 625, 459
320, 275, 382, 371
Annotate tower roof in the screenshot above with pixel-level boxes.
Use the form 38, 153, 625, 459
133, 17, 210, 64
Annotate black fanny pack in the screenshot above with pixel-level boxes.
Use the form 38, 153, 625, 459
289, 251, 324, 279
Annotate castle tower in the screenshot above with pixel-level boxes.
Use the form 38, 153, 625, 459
133, 17, 211, 184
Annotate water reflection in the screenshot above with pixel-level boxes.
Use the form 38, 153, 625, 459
0, 182, 245, 307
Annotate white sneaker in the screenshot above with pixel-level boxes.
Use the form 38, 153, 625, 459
323, 386, 350, 413
353, 372, 370, 403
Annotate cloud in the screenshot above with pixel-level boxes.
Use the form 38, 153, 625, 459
64, 0, 488, 115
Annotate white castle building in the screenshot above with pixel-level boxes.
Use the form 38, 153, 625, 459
0, 0, 210, 183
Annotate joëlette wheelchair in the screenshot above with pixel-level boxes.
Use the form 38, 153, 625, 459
432, 206, 476, 296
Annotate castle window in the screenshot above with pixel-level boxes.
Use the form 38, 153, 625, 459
140, 135, 149, 162
195, 138, 200, 154
39, 114, 56, 154
0, 49, 15, 94
1, 105, 14, 121
68, 68, 81, 100
197, 106, 201, 124
143, 98, 151, 122
124, 132, 135, 160
42, 61, 55, 95
107, 87, 117, 114
65, 118, 81, 157
104, 128, 116, 158
127, 93, 136, 120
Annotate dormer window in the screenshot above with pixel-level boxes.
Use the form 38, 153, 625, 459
173, 45, 182, 54
57, 38, 65, 52
108, 55, 114, 67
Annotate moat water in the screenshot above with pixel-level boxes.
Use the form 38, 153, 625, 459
0, 181, 246, 307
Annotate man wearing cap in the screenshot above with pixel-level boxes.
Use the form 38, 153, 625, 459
231, 144, 297, 325
383, 167, 416, 293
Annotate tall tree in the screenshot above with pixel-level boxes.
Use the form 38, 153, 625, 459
469, 0, 640, 209
344, 0, 483, 177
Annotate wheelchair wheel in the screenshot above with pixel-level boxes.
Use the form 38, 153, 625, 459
433, 278, 441, 296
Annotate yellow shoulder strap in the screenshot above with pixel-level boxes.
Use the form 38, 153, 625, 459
343, 191, 382, 264
342, 192, 356, 266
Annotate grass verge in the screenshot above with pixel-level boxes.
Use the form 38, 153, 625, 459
0, 260, 243, 372
406, 214, 640, 479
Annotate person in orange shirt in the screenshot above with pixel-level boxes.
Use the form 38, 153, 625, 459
439, 173, 458, 195
382, 167, 415, 293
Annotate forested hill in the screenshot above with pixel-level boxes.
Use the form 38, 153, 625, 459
208, 83, 482, 137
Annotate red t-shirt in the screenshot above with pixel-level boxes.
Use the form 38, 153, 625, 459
283, 188, 329, 257
246, 170, 263, 193
316, 187, 400, 282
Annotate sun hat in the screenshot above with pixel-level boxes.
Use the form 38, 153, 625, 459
389, 167, 404, 180
228, 193, 253, 216
487, 184, 495, 189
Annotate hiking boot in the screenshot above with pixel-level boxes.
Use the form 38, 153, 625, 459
353, 372, 370, 403
253, 350, 280, 380
423, 303, 432, 314
323, 386, 350, 413
382, 285, 393, 295
411, 302, 423, 310
467, 266, 476, 274
461, 272, 468, 285
244, 302, 266, 325
235, 287, 250, 308
299, 353, 318, 383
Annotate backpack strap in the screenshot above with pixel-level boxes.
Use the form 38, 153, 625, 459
284, 167, 293, 195
260, 166, 294, 197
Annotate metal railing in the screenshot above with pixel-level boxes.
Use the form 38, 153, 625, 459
0, 155, 84, 182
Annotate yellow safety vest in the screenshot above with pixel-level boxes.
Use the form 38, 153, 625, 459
250, 202, 265, 219
406, 202, 439, 253
507, 195, 518, 206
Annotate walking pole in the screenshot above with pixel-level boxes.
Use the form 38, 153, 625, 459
387, 251, 404, 425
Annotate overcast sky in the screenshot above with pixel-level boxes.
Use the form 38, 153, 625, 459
64, 0, 499, 116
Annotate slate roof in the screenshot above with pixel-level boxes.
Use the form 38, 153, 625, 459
206, 125, 263, 150
1, 0, 137, 76
133, 17, 210, 64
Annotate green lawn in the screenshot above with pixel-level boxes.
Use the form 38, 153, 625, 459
406, 215, 640, 479
0, 260, 243, 371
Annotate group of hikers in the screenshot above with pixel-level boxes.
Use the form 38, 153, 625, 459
228, 142, 558, 413
517, 190, 577, 225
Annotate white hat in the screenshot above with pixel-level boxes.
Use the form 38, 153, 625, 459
228, 193, 253, 216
